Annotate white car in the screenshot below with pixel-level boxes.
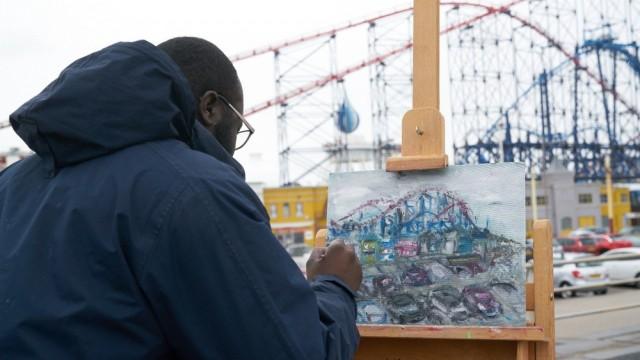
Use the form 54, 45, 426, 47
600, 247, 640, 288
286, 244, 313, 274
553, 253, 609, 298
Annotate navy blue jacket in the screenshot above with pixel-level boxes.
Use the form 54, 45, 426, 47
0, 41, 358, 359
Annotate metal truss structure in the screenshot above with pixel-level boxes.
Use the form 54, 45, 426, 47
446, 0, 640, 181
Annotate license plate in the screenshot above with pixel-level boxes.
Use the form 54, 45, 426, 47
590, 274, 601, 278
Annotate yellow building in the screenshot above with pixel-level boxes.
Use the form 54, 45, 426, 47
263, 186, 328, 247
600, 186, 631, 233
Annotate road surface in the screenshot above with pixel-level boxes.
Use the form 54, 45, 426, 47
556, 286, 640, 359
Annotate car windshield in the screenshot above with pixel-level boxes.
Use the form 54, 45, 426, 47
589, 228, 608, 235
619, 227, 640, 235
557, 238, 573, 245
576, 261, 602, 267
581, 238, 596, 245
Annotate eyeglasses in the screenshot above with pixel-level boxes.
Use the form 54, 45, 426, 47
217, 94, 255, 150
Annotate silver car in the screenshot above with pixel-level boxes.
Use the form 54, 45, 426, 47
554, 254, 609, 299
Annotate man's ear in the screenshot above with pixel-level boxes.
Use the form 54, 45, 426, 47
198, 90, 222, 129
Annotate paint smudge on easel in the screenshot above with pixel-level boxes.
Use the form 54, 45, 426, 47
327, 163, 526, 326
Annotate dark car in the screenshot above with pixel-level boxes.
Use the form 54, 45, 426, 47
386, 293, 426, 324
462, 286, 502, 318
426, 285, 469, 324
401, 265, 431, 286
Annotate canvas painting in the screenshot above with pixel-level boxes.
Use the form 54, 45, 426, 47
327, 163, 526, 326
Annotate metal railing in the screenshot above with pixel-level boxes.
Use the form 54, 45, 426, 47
527, 252, 640, 269
556, 303, 640, 320
527, 252, 640, 319
528, 253, 640, 292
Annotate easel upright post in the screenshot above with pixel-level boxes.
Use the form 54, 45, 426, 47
386, 0, 447, 172
413, 0, 439, 110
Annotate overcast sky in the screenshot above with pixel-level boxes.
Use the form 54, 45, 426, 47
0, 0, 456, 186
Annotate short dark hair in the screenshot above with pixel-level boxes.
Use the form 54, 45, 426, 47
158, 37, 242, 106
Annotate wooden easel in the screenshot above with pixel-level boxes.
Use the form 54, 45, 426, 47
316, 0, 556, 358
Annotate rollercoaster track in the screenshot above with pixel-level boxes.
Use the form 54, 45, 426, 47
240, 1, 640, 122
480, 40, 640, 142
244, 0, 526, 117
230, 1, 525, 62
230, 7, 413, 62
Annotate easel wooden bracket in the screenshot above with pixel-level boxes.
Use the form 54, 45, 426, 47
317, 0, 557, 358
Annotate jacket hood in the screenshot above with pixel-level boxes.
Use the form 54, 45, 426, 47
10, 40, 197, 172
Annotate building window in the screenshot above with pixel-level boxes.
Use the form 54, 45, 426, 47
525, 196, 531, 206
600, 194, 607, 203
269, 204, 277, 219
296, 202, 304, 217
536, 196, 547, 205
578, 193, 593, 204
561, 217, 572, 230
620, 194, 629, 203
283, 202, 290, 218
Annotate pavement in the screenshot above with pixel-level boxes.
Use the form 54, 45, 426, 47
556, 286, 640, 359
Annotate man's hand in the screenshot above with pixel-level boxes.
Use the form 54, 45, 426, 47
306, 240, 362, 292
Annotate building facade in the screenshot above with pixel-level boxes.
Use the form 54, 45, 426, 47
263, 186, 328, 247
525, 163, 631, 237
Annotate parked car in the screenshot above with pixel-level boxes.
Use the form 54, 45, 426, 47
425, 261, 454, 283
553, 254, 609, 298
616, 226, 640, 237
401, 265, 431, 286
557, 235, 630, 255
612, 227, 640, 247
357, 300, 388, 324
286, 243, 312, 273
426, 285, 469, 324
462, 285, 502, 318
386, 293, 425, 324
600, 247, 640, 288
372, 274, 398, 296
570, 227, 609, 237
